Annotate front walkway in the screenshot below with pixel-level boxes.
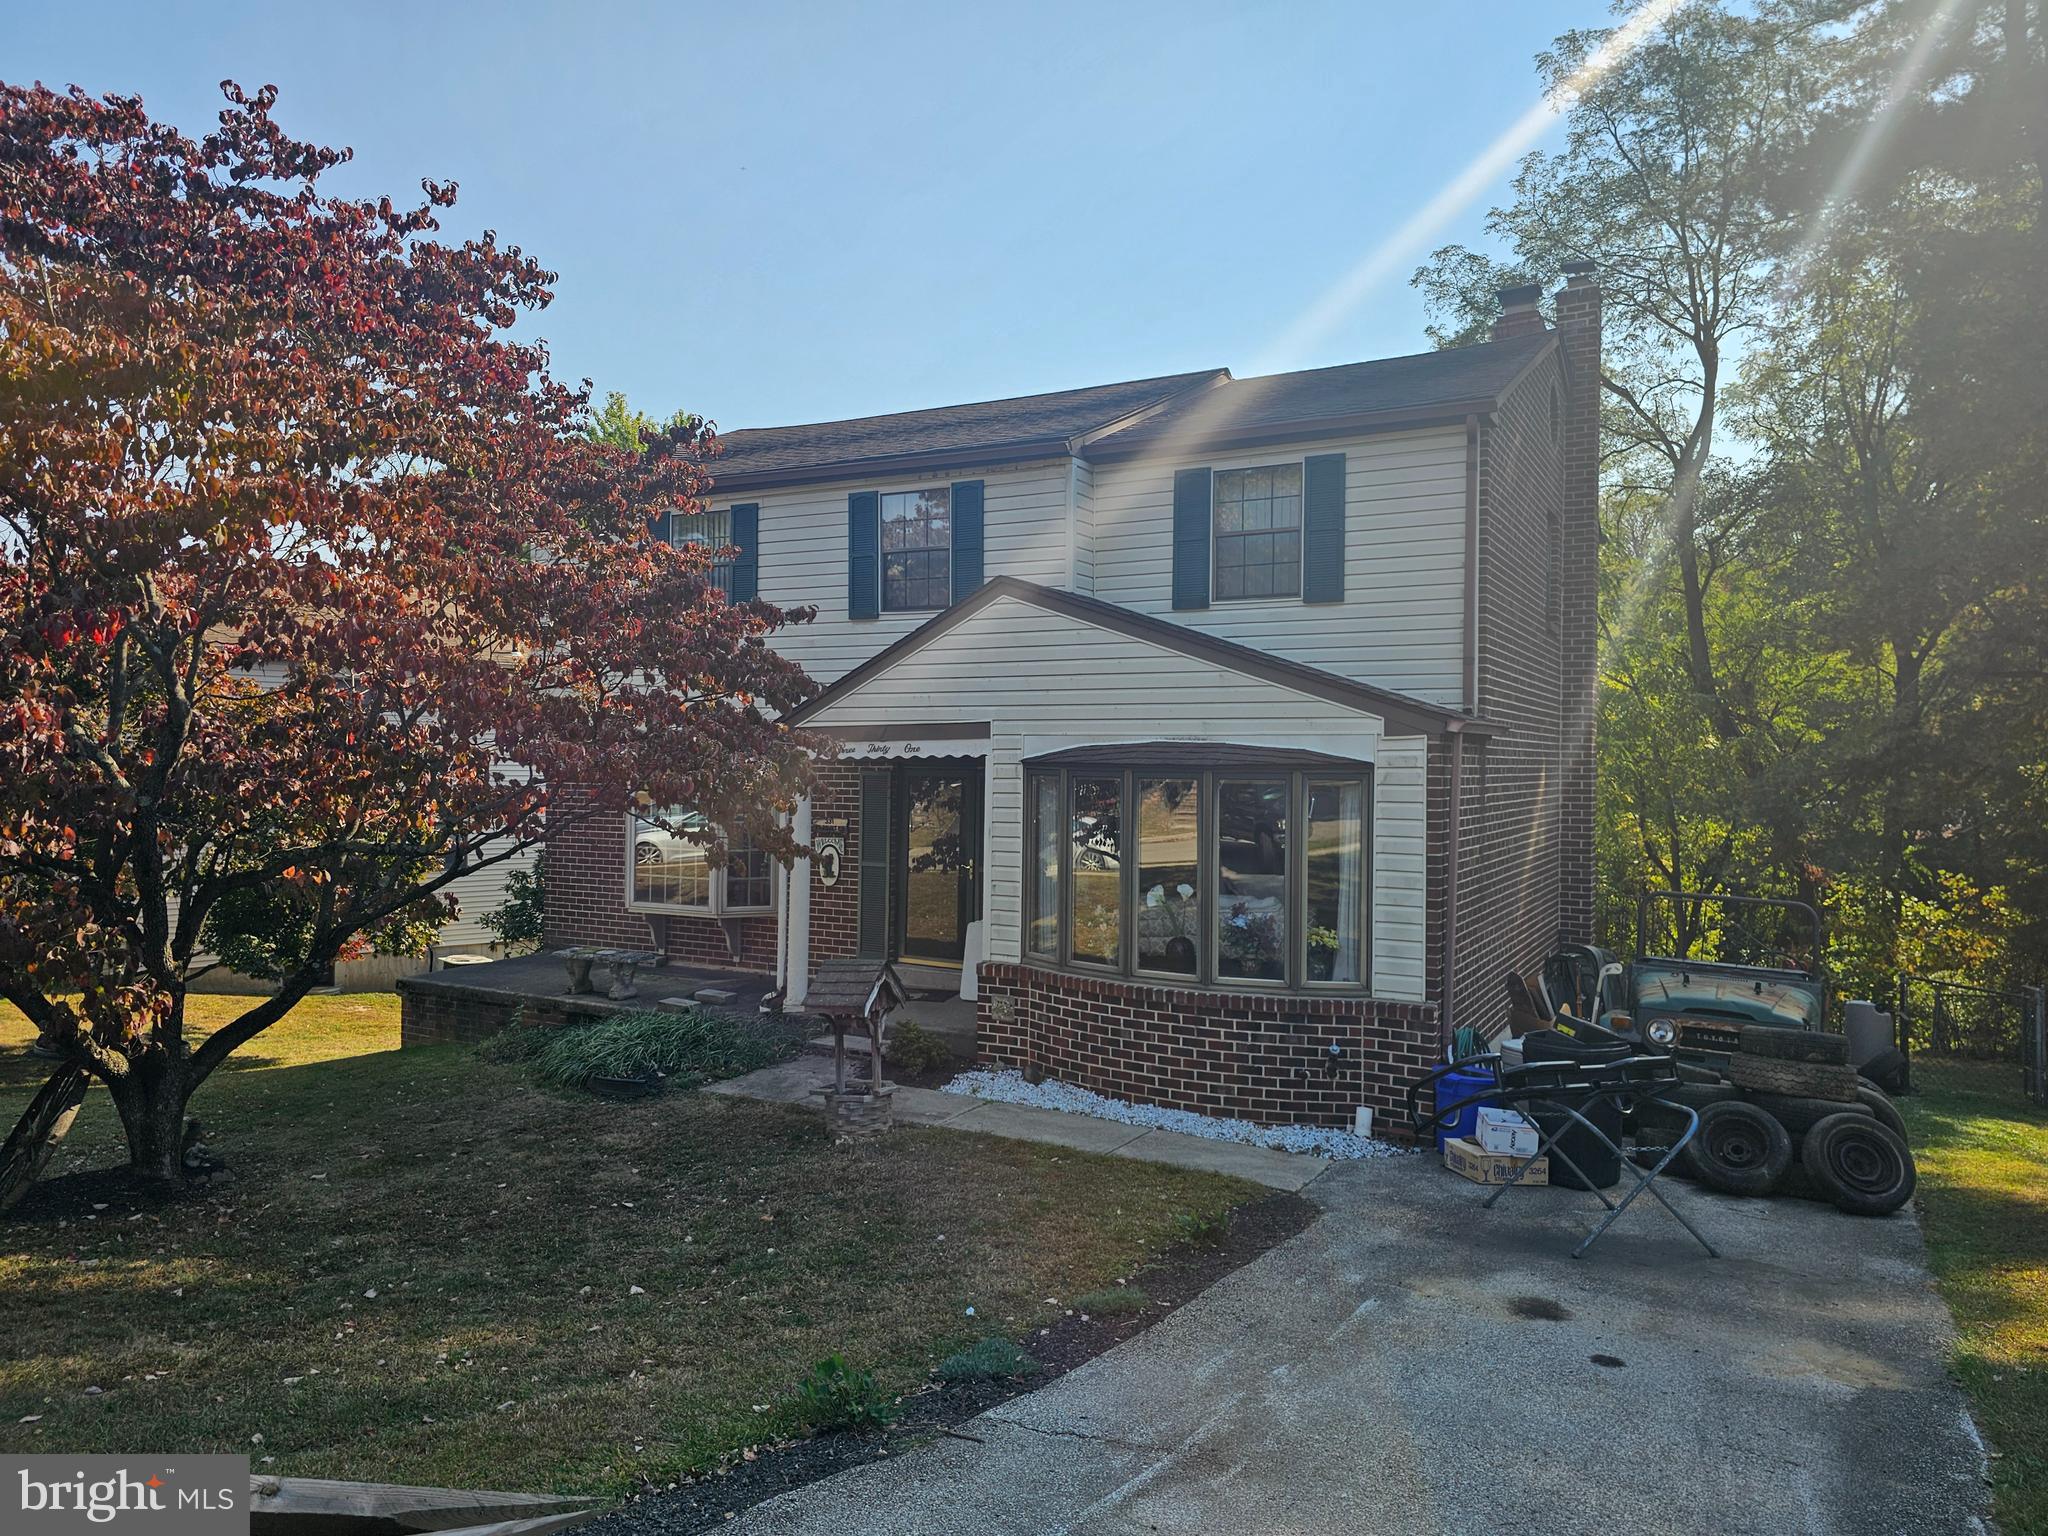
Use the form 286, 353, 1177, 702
706, 1154, 1987, 1536
708, 1055, 1330, 1193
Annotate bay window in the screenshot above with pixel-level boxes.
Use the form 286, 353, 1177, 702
1024, 753, 1371, 992
626, 802, 771, 914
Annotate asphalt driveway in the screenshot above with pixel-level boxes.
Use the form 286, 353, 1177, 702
727, 1152, 1988, 1536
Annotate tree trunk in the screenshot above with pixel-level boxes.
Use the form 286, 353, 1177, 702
109, 1054, 193, 1186
0, 1066, 91, 1213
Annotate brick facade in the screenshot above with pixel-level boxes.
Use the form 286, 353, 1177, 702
977, 961, 1440, 1133
542, 784, 777, 971
1553, 270, 1602, 942
1437, 274, 1602, 1038
805, 760, 865, 964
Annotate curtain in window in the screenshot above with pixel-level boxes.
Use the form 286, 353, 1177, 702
1305, 781, 1364, 983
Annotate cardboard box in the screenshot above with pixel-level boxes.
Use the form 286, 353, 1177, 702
1444, 1135, 1549, 1187
1475, 1106, 1540, 1157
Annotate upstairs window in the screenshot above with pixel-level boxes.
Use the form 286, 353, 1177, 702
667, 508, 734, 594
1213, 464, 1302, 600
627, 801, 771, 914
881, 487, 951, 611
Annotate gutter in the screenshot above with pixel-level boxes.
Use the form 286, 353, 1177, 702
1463, 413, 1480, 714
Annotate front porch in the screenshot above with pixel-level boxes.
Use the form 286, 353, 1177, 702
395, 951, 779, 1047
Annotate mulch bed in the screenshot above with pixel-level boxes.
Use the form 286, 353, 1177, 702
582, 1189, 1318, 1535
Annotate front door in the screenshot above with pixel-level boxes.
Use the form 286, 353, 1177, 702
897, 766, 979, 964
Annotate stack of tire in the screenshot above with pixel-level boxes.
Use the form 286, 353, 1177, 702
1649, 1025, 1916, 1216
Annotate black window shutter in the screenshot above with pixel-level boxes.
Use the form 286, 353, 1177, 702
1171, 467, 1212, 610
856, 770, 891, 958
847, 491, 879, 619
1302, 453, 1346, 603
728, 503, 759, 601
648, 509, 670, 542
950, 479, 985, 603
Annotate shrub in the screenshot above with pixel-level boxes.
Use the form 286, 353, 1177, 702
1073, 1285, 1149, 1318
523, 1009, 793, 1091
481, 853, 547, 952
885, 1018, 959, 1076
936, 1337, 1042, 1383
1171, 1210, 1228, 1247
794, 1355, 899, 1431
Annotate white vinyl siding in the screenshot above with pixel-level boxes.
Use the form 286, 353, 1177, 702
751, 458, 1073, 685
800, 592, 1426, 1002
1370, 735, 1428, 1000
1087, 426, 1469, 707
1068, 457, 1095, 595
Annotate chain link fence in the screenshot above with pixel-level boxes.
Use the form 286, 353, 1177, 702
1895, 975, 2048, 1109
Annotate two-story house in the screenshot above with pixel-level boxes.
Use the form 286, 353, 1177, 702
543, 268, 1600, 1129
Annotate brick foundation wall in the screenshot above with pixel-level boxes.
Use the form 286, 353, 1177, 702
977, 962, 1440, 1133
543, 785, 776, 972
398, 979, 619, 1047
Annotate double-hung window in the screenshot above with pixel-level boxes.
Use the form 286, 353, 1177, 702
627, 801, 771, 914
667, 508, 734, 594
1212, 464, 1303, 600
1024, 755, 1369, 991
880, 488, 951, 611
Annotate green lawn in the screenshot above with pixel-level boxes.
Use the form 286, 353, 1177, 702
1903, 1061, 2048, 1535
0, 994, 1254, 1495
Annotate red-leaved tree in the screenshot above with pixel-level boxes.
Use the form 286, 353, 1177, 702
0, 81, 816, 1198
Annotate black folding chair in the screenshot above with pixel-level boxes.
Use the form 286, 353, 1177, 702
1406, 1053, 1719, 1260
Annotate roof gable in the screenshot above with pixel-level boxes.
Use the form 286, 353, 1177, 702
786, 578, 1487, 740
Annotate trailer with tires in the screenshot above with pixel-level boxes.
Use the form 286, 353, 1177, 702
1492, 892, 1918, 1217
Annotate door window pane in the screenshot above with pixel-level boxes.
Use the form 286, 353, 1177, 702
1029, 774, 1060, 957
1305, 780, 1365, 982
903, 774, 965, 958
1217, 779, 1287, 981
631, 807, 712, 908
1135, 778, 1200, 976
1068, 776, 1123, 967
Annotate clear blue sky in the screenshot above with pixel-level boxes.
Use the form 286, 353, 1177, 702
10, 0, 1595, 431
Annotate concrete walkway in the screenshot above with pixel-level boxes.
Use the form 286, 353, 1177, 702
713, 1153, 1987, 1536
708, 1055, 1330, 1192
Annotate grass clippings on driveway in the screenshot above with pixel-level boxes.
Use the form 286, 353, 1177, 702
1903, 1060, 2048, 1535
0, 994, 1257, 1497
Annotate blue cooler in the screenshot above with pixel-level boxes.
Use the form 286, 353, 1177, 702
1433, 1065, 1496, 1151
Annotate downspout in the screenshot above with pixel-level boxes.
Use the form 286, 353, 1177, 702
772, 808, 791, 1000
1444, 721, 1464, 1050
786, 793, 813, 1008
1445, 414, 1479, 1050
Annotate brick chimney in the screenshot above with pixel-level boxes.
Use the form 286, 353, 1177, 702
1491, 282, 1547, 341
1553, 259, 1601, 941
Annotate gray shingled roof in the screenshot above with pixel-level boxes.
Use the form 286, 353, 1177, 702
701, 332, 1556, 491
708, 370, 1225, 485
1081, 332, 1554, 459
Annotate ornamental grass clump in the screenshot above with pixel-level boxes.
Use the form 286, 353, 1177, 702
526, 1010, 792, 1091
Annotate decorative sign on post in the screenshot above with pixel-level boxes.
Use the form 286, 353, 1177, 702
814, 836, 845, 887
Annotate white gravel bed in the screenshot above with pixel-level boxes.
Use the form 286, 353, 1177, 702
939, 1068, 1407, 1160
